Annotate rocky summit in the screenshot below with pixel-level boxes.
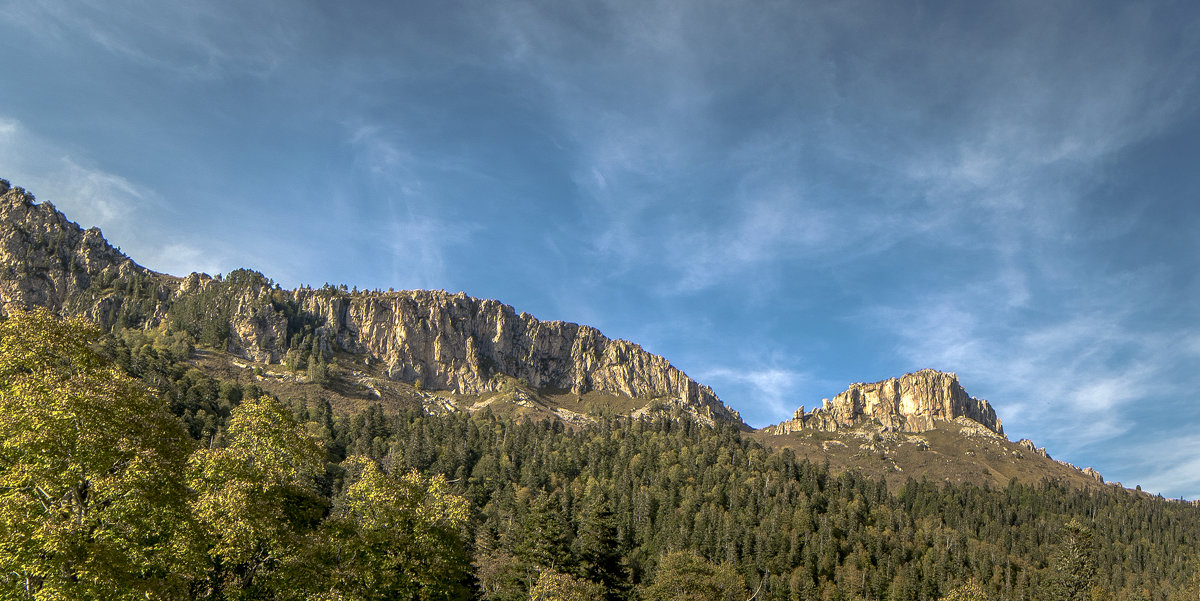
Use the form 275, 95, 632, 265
764, 369, 1003, 435
0, 181, 141, 314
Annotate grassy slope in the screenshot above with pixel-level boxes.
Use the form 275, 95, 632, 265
751, 420, 1127, 494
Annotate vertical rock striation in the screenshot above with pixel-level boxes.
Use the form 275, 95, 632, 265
283, 288, 741, 425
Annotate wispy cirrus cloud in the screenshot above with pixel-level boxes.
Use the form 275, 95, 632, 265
473, 1, 1200, 300
1130, 435, 1200, 501
0, 117, 148, 225
862, 268, 1196, 481
0, 116, 226, 275
343, 124, 479, 291
3, 0, 303, 80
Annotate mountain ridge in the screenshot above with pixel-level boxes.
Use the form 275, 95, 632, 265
0, 178, 1127, 493
0, 180, 742, 428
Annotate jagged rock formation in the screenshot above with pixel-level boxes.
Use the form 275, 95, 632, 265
0, 180, 743, 427
765, 369, 1003, 435
1017, 438, 1051, 458
294, 289, 718, 401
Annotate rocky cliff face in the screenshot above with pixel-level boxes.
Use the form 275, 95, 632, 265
294, 289, 719, 401
0, 179, 743, 427
765, 369, 1003, 435
170, 275, 743, 425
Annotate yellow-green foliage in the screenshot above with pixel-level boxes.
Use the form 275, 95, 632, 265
641, 551, 747, 601
527, 569, 606, 601
941, 578, 994, 601
0, 309, 196, 600
307, 457, 471, 600
188, 395, 328, 599
0, 311, 474, 601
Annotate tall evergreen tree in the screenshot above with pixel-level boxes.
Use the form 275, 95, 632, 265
574, 493, 628, 599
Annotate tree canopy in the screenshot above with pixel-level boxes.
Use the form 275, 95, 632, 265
0, 311, 472, 600
0, 309, 196, 599
4, 309, 1200, 600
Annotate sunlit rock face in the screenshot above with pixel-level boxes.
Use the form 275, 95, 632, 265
765, 369, 1003, 435
282, 288, 743, 427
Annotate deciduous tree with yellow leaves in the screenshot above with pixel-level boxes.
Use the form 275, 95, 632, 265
0, 309, 197, 600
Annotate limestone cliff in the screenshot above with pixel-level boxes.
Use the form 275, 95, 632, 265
765, 369, 1003, 435
0, 179, 743, 427
294, 290, 718, 401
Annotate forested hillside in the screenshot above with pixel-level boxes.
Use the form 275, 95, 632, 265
3, 309, 1198, 600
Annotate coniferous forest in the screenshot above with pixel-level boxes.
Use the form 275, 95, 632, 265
2, 309, 1199, 601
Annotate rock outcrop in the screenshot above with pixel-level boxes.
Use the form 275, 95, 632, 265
765, 369, 1003, 435
1017, 438, 1051, 458
0, 179, 743, 427
0, 181, 152, 317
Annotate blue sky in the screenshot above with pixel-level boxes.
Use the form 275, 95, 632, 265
2, 1, 1199, 497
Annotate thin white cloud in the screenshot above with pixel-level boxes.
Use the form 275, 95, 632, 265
480, 1, 730, 278
0, 118, 145, 233
4, 0, 301, 80
345, 124, 478, 290
380, 217, 474, 292
1113, 433, 1200, 501
0, 116, 231, 277
1186, 335, 1200, 358
475, 1, 1200, 300
141, 243, 223, 279
894, 5, 1197, 239
52, 158, 147, 227
699, 366, 807, 427
662, 188, 834, 294
862, 270, 1194, 471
